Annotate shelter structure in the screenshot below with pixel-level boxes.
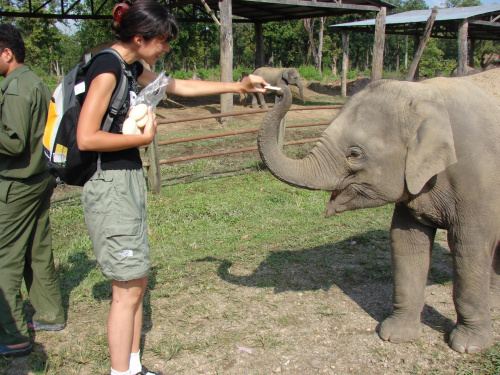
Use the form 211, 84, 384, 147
2, 0, 393, 67
330, 4, 500, 81
3, 0, 396, 118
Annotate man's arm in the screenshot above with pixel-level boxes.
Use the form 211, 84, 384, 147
0, 93, 30, 156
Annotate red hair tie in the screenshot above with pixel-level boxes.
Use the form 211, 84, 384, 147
113, 3, 130, 24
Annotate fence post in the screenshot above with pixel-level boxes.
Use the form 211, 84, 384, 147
145, 135, 161, 193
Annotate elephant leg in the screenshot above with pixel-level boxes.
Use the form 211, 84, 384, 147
257, 92, 268, 109
250, 93, 260, 109
448, 232, 493, 353
379, 203, 435, 343
489, 244, 500, 309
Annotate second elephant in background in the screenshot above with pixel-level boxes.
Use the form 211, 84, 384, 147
240, 67, 306, 109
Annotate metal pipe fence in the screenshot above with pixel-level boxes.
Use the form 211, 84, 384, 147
143, 105, 342, 192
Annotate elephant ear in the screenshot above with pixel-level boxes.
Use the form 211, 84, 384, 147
405, 100, 457, 195
281, 70, 289, 84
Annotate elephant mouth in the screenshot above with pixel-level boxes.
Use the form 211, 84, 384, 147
324, 191, 339, 218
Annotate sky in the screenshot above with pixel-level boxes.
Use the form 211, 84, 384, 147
426, 0, 498, 6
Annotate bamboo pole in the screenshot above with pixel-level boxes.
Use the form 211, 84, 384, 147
406, 7, 438, 81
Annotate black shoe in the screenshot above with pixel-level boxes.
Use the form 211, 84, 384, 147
134, 365, 162, 375
0, 344, 33, 357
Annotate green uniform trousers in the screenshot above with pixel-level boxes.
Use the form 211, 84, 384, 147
0, 172, 64, 345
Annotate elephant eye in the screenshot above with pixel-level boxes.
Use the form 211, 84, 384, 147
346, 147, 365, 162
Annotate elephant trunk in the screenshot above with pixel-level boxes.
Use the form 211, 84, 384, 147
297, 81, 305, 103
258, 84, 337, 191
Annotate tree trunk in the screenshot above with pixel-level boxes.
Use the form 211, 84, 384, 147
405, 35, 408, 70
255, 22, 264, 68
219, 0, 233, 123
304, 18, 323, 76
317, 17, 325, 77
341, 30, 349, 97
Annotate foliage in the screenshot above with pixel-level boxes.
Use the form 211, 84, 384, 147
2, 1, 62, 76
263, 20, 308, 67
298, 65, 322, 81
418, 38, 446, 77
234, 23, 256, 68
445, 0, 482, 7
233, 65, 254, 81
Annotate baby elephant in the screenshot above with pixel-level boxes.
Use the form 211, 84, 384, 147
258, 69, 500, 354
240, 67, 305, 109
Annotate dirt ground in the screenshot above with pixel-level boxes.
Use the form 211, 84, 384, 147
6, 76, 500, 375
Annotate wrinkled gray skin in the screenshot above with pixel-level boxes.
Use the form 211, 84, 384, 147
242, 67, 305, 109
257, 69, 500, 354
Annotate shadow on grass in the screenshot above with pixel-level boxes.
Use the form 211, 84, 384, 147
57, 252, 96, 316
199, 229, 454, 337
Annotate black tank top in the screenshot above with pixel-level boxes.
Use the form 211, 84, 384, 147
84, 53, 145, 170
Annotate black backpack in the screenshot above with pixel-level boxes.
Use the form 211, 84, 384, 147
43, 48, 132, 186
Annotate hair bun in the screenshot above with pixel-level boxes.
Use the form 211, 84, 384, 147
113, 3, 130, 24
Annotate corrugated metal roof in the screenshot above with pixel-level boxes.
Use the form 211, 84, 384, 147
330, 4, 500, 27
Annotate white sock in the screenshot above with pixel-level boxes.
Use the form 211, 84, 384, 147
129, 350, 142, 374
110, 368, 131, 375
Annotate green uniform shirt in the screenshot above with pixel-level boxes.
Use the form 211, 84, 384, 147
0, 65, 51, 179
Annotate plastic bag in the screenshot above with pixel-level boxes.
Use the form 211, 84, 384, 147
132, 70, 170, 111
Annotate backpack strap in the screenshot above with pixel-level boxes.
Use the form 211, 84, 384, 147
87, 48, 134, 175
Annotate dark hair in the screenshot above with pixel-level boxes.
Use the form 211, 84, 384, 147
0, 23, 26, 63
112, 0, 179, 43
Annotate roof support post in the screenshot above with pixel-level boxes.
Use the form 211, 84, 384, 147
255, 21, 265, 68
457, 19, 468, 76
341, 30, 349, 97
371, 6, 386, 81
469, 38, 475, 68
219, 0, 233, 123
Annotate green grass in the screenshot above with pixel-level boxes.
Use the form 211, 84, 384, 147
455, 344, 500, 374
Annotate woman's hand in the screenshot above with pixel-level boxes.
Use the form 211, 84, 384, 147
141, 106, 157, 144
239, 74, 269, 94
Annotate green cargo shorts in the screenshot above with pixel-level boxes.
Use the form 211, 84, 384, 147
81, 169, 150, 281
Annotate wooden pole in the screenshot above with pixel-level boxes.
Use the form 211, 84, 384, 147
458, 19, 469, 76
341, 30, 348, 97
255, 22, 265, 68
406, 7, 438, 81
371, 7, 386, 81
145, 135, 161, 193
219, 0, 233, 123
411, 35, 421, 81
469, 38, 475, 68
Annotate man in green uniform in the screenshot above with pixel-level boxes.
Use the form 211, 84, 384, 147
0, 23, 65, 357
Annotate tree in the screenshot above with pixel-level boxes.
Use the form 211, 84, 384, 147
2, 1, 64, 76
304, 17, 325, 77
233, 23, 255, 69
445, 0, 482, 7
263, 20, 308, 67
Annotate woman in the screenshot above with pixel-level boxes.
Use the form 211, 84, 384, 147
76, 1, 269, 374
